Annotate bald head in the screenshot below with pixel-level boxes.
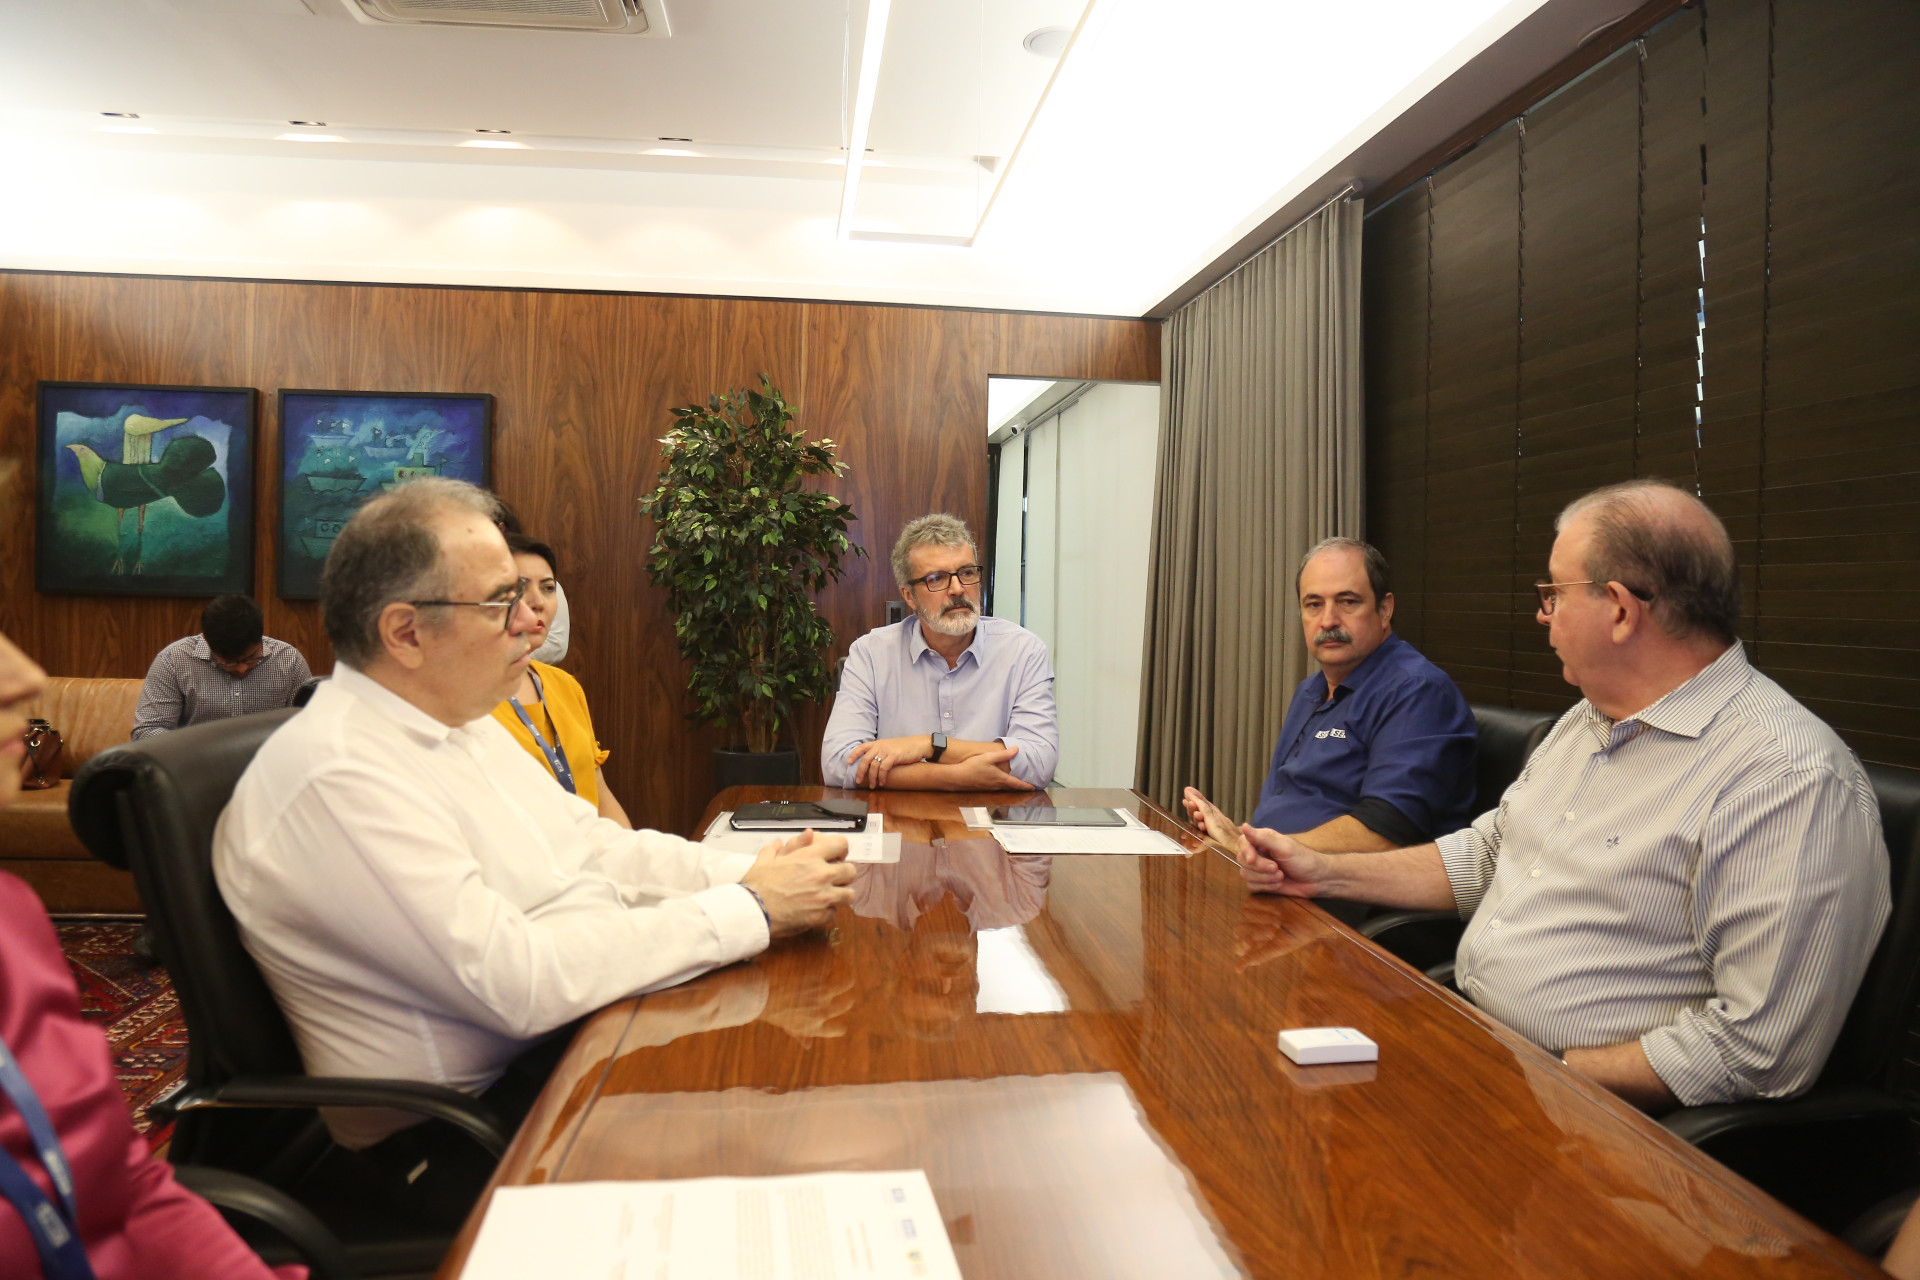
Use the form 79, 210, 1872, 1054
1556, 480, 1739, 644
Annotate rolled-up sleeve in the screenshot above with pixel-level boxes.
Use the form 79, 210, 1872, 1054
820, 641, 880, 788
998, 636, 1057, 787
1436, 804, 1506, 919
1356, 680, 1477, 841
1640, 767, 1890, 1105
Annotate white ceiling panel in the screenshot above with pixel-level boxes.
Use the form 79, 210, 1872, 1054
0, 0, 1640, 314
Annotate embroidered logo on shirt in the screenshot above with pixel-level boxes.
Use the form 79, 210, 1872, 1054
1314, 728, 1348, 739
1606, 836, 1620, 848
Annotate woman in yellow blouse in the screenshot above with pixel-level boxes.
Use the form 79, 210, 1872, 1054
490, 533, 633, 827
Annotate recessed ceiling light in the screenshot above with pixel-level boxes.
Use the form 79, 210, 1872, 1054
656, 136, 692, 142
287, 120, 327, 127
100, 111, 141, 119
276, 132, 346, 143
1023, 26, 1071, 58
474, 128, 512, 134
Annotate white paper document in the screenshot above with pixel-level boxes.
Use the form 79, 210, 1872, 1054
988, 823, 1187, 855
704, 812, 900, 863
459, 1170, 963, 1280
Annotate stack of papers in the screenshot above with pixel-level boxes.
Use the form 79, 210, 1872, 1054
460, 1170, 962, 1280
703, 812, 899, 864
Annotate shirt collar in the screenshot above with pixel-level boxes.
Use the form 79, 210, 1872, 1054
1628, 640, 1751, 738
1325, 631, 1403, 700
330, 662, 457, 745
908, 615, 985, 668
1584, 640, 1750, 743
189, 634, 279, 665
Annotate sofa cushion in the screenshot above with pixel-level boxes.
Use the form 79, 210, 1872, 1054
21, 677, 143, 769
0, 784, 89, 861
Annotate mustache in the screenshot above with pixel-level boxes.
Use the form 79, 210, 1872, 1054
942, 600, 976, 614
1314, 626, 1354, 646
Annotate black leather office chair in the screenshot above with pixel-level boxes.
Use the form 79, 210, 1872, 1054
1360, 704, 1558, 979
1845, 1184, 1920, 1264
1656, 761, 1920, 1234
69, 711, 512, 1277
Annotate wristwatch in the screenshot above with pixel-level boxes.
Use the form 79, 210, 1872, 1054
929, 731, 948, 763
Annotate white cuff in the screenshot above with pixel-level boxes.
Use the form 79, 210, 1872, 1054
693, 882, 771, 961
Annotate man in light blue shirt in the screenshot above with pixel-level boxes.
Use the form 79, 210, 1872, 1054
821, 514, 1057, 791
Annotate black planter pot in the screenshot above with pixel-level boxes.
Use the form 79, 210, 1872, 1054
713, 746, 801, 791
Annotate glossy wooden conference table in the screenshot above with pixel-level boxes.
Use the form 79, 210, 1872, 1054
437, 787, 1880, 1279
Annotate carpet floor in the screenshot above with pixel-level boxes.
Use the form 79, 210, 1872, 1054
57, 920, 186, 1146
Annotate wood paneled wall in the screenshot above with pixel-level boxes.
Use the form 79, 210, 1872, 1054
1, 272, 1160, 834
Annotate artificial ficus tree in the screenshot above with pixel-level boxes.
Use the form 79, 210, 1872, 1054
638, 377, 864, 754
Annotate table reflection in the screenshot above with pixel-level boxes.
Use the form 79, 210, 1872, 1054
847, 837, 1055, 1030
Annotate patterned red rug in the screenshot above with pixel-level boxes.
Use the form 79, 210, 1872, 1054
56, 920, 185, 1147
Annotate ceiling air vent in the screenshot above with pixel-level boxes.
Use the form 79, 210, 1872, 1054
341, 0, 669, 35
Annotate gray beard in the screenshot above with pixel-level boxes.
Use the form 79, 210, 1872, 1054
922, 603, 978, 638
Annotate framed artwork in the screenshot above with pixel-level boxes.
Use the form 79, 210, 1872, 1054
35, 381, 257, 597
276, 390, 493, 600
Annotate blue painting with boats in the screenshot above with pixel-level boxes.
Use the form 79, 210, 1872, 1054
36, 382, 256, 597
277, 391, 492, 599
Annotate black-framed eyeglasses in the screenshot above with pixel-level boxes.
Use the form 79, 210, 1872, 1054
1535, 579, 1654, 616
908, 564, 983, 593
410, 577, 530, 632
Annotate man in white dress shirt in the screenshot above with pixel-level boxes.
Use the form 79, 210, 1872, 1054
214, 477, 853, 1217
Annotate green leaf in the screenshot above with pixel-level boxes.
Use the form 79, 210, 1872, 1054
640, 377, 869, 741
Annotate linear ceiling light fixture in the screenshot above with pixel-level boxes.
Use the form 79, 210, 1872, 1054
836, 0, 893, 241
845, 0, 1102, 249
961, 0, 1101, 246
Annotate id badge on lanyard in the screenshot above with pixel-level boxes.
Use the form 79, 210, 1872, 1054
0, 1035, 96, 1280
510, 669, 577, 794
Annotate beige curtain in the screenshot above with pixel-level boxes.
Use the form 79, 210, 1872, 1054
1135, 198, 1365, 818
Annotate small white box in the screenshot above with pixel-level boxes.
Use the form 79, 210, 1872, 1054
1277, 1027, 1379, 1066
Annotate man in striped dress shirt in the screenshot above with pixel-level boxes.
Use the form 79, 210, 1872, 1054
1235, 480, 1890, 1112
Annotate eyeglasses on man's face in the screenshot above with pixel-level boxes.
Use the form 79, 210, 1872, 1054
908, 564, 983, 594
1535, 579, 1654, 616
410, 577, 531, 632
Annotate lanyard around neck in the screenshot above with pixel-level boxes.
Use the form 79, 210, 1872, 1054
509, 668, 577, 795
0, 1035, 96, 1280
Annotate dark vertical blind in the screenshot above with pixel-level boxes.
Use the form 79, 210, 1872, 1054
1424, 124, 1522, 706
1363, 0, 1920, 768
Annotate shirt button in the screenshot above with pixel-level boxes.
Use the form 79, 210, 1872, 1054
1489, 919, 1503, 930
1530, 868, 1542, 878
1564, 811, 1575, 822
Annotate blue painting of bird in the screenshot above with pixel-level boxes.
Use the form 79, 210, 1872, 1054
65, 413, 227, 574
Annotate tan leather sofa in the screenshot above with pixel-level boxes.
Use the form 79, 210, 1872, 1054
3, 677, 144, 912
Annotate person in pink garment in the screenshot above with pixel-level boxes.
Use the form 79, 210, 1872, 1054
0, 626, 299, 1280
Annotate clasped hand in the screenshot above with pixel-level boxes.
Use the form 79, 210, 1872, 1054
740, 829, 858, 938
845, 735, 1034, 791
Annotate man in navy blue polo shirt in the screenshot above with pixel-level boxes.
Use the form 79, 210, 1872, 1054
1184, 538, 1475, 887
